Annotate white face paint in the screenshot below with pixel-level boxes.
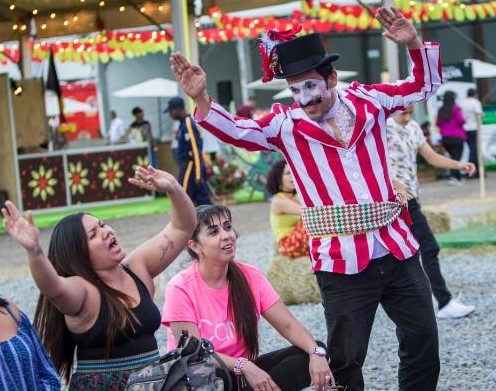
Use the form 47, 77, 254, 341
287, 78, 330, 106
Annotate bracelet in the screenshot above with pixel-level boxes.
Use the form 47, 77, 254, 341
233, 357, 248, 376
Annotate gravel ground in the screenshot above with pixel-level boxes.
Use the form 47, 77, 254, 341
1, 202, 496, 390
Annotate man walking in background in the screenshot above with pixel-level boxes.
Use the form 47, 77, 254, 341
387, 106, 476, 319
165, 97, 211, 206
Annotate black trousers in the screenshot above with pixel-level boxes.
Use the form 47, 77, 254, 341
316, 253, 439, 391
441, 136, 465, 180
466, 130, 479, 173
408, 198, 452, 308
217, 343, 325, 391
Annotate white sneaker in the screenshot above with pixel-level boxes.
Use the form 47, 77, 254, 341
437, 298, 475, 319
448, 178, 464, 186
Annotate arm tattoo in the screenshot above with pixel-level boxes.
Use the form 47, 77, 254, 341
158, 236, 174, 263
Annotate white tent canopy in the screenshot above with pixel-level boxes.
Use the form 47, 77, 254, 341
113, 78, 179, 98
273, 81, 351, 100
247, 70, 358, 90
465, 59, 496, 79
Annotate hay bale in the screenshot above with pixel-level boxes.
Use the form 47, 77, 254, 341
266, 254, 321, 305
423, 209, 451, 234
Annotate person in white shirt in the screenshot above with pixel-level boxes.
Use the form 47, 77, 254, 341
460, 88, 483, 176
387, 106, 476, 319
106, 110, 126, 144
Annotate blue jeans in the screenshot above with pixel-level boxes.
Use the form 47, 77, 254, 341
316, 253, 439, 391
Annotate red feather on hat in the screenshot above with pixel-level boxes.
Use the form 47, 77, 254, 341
258, 25, 302, 83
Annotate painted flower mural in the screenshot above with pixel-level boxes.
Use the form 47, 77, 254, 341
27, 165, 58, 201
98, 157, 124, 192
132, 155, 150, 172
68, 161, 90, 195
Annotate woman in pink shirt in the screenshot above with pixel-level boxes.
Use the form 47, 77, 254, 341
436, 90, 467, 184
162, 205, 334, 391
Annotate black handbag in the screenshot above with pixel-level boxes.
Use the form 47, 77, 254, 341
125, 331, 232, 391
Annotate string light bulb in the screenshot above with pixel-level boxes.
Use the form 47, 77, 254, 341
33, 9, 38, 15
140, 6, 146, 12
41, 23, 47, 30
119, 6, 125, 11
99, 1, 105, 6
9, 4, 15, 10
50, 13, 56, 19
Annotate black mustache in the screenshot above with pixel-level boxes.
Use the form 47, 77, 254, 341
299, 96, 323, 108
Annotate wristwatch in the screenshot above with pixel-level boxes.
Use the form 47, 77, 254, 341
309, 346, 327, 357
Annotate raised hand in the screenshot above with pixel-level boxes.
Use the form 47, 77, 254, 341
128, 166, 179, 194
1, 201, 40, 251
376, 7, 419, 47
170, 52, 207, 99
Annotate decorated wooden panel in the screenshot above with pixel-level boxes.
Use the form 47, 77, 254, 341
19, 156, 67, 210
67, 148, 151, 204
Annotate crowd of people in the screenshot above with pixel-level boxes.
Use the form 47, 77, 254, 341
1, 6, 484, 391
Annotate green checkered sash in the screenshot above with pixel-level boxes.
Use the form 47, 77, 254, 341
301, 200, 404, 238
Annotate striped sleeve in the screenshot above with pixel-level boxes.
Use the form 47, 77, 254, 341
196, 99, 282, 152
356, 42, 442, 116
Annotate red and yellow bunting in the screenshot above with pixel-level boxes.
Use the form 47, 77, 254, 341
0, 29, 173, 64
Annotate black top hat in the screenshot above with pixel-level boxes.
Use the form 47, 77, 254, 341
272, 33, 339, 79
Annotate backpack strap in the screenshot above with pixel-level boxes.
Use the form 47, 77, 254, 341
211, 351, 233, 391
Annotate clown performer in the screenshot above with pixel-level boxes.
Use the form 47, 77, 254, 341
170, 7, 442, 391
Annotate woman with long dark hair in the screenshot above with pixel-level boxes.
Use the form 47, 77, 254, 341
436, 90, 467, 184
162, 204, 334, 391
0, 296, 60, 390
1, 166, 196, 390
265, 159, 320, 305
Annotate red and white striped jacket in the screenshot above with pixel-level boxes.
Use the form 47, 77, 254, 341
197, 43, 442, 274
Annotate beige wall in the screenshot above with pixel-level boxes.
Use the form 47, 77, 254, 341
13, 79, 47, 149
0, 74, 19, 204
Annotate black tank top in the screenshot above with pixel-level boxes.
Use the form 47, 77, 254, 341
71, 266, 161, 360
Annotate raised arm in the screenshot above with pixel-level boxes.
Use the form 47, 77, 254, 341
1, 201, 91, 316
358, 8, 441, 112
170, 52, 279, 152
170, 52, 211, 119
125, 166, 196, 286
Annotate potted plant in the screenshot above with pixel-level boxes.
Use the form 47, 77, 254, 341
206, 157, 247, 204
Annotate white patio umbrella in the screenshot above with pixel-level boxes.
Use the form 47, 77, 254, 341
273, 81, 351, 100
113, 78, 179, 98
464, 59, 496, 79
247, 70, 358, 90
113, 78, 179, 137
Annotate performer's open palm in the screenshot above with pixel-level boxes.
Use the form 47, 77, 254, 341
376, 7, 417, 45
170, 52, 207, 99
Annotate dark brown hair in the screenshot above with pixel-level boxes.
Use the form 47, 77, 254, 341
438, 90, 456, 122
266, 158, 294, 196
187, 205, 259, 360
316, 62, 336, 85
33, 212, 138, 383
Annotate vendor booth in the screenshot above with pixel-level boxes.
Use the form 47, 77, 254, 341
0, 74, 152, 212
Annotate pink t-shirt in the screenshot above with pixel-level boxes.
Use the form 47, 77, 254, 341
161, 261, 280, 358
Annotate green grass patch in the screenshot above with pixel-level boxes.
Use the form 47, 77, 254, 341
436, 223, 496, 248
1, 198, 171, 234
0, 189, 267, 235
